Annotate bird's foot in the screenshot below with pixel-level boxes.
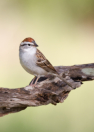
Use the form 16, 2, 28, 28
29, 76, 39, 88
29, 76, 37, 85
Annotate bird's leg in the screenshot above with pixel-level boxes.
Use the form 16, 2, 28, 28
29, 76, 37, 86
29, 76, 39, 87
33, 76, 39, 86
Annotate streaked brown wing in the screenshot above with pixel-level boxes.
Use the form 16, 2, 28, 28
36, 49, 57, 74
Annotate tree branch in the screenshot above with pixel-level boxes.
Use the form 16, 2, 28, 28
0, 63, 94, 117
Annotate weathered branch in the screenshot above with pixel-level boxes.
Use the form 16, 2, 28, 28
0, 63, 94, 117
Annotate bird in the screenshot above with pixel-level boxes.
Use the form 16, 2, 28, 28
19, 37, 73, 88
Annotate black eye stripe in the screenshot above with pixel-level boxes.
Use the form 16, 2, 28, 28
21, 44, 33, 46
21, 44, 27, 46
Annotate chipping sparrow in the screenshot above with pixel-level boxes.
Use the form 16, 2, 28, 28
19, 37, 73, 88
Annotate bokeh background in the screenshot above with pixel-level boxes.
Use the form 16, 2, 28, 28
0, 0, 94, 132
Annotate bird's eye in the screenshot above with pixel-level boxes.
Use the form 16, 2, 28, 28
28, 44, 31, 46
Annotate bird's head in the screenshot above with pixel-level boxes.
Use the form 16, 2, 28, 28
20, 37, 38, 51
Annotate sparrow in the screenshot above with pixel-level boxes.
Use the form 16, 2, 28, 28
19, 37, 73, 88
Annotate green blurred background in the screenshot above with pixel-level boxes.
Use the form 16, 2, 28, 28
0, 0, 94, 132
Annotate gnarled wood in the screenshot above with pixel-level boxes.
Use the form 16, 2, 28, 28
0, 63, 94, 117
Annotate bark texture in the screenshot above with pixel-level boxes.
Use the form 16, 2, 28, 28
0, 63, 94, 117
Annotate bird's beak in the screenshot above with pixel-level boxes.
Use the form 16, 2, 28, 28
34, 42, 38, 47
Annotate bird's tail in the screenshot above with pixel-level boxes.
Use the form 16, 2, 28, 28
55, 74, 74, 88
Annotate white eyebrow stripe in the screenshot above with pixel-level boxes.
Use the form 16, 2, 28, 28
20, 42, 34, 45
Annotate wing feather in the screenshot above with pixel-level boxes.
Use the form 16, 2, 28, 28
36, 49, 57, 74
